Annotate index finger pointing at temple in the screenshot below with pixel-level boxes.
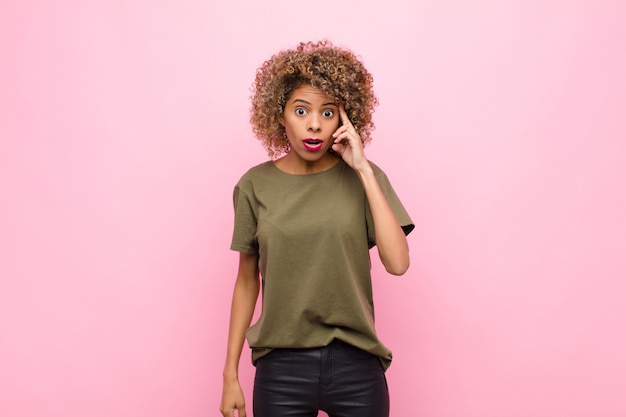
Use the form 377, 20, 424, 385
339, 104, 353, 128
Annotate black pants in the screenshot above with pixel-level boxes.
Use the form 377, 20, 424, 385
253, 340, 390, 417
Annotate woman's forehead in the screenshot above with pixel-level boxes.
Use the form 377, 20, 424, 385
288, 85, 336, 104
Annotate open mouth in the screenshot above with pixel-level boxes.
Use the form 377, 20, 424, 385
303, 138, 323, 152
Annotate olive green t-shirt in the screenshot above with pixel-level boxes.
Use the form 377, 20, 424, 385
230, 159, 414, 370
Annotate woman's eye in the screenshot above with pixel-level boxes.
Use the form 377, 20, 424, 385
322, 109, 334, 118
295, 108, 307, 116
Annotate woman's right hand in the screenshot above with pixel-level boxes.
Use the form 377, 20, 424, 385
220, 378, 247, 417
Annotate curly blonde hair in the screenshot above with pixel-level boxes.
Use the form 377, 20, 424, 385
250, 40, 378, 158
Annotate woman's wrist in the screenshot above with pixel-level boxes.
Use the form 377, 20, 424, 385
354, 160, 374, 177
223, 369, 239, 381
223, 360, 239, 381
355, 163, 375, 184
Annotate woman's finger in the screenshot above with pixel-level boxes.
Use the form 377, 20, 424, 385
338, 104, 356, 129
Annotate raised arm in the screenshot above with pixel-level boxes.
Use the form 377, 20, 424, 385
332, 105, 409, 275
220, 252, 260, 417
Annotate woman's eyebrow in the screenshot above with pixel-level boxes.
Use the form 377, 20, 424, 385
291, 99, 338, 106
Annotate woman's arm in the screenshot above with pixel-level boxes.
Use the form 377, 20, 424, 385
332, 105, 409, 275
220, 252, 260, 417
357, 168, 410, 275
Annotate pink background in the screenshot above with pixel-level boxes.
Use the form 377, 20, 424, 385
1, 1, 625, 416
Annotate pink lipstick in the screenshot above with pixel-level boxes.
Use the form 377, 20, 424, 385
303, 138, 323, 152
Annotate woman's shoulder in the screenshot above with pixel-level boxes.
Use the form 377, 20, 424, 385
235, 160, 276, 187
241, 160, 275, 176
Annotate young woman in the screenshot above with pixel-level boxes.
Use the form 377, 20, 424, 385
220, 40, 414, 417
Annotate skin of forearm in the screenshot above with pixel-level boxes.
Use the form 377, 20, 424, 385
356, 165, 410, 275
223, 254, 260, 380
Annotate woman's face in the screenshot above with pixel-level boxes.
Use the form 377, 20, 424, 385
280, 85, 340, 166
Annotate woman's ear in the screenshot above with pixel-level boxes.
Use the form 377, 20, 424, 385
278, 112, 285, 126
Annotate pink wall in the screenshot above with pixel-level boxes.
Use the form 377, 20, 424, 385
1, 1, 625, 416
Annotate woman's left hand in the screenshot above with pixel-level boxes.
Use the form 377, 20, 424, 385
332, 105, 370, 172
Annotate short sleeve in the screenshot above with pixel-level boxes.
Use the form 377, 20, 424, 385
366, 164, 415, 248
230, 185, 259, 254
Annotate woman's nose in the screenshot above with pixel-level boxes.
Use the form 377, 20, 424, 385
307, 115, 321, 132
